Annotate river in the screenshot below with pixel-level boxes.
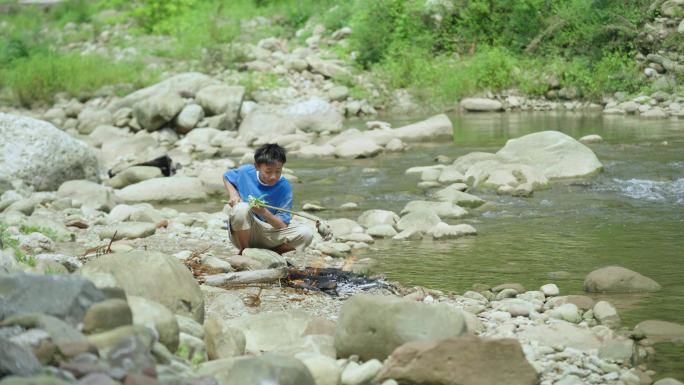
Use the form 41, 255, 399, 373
199, 111, 684, 377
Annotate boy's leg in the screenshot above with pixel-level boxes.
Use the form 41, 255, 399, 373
260, 224, 315, 254
227, 202, 255, 254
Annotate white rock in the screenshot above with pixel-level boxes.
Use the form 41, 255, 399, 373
541, 284, 560, 297
341, 359, 383, 385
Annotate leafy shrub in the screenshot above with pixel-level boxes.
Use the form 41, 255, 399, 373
132, 0, 199, 32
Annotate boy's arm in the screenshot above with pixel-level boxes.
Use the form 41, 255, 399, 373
223, 178, 241, 207
251, 206, 287, 229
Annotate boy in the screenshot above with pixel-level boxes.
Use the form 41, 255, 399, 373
222, 143, 313, 255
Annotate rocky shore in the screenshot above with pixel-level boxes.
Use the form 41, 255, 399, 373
1, 102, 684, 384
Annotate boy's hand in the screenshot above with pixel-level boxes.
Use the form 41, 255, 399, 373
228, 195, 241, 207
250, 205, 268, 216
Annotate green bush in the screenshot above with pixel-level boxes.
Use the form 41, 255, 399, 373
2, 51, 153, 107
132, 0, 199, 32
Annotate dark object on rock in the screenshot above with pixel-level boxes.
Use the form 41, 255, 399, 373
108, 155, 179, 178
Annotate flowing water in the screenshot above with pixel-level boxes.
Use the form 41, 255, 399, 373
199, 111, 684, 378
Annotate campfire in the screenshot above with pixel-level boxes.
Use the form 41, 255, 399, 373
283, 266, 392, 297
183, 250, 394, 297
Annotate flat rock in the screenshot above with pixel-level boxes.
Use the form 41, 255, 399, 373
461, 98, 504, 112
98, 221, 157, 240
634, 320, 684, 343
376, 336, 538, 385
334, 294, 466, 360
584, 266, 661, 293
116, 177, 208, 203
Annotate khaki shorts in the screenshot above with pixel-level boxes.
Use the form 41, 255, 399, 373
226, 202, 314, 251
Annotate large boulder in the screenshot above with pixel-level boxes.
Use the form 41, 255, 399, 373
584, 266, 661, 293
634, 320, 684, 343
0, 113, 100, 193
376, 336, 538, 385
133, 91, 185, 131
204, 314, 247, 359
195, 85, 245, 130
110, 72, 214, 111
282, 99, 344, 134
496, 131, 603, 179
334, 294, 467, 360
0, 273, 107, 326
79, 251, 204, 323
238, 109, 297, 145
57, 180, 118, 212
222, 354, 316, 385
396, 210, 441, 232
115, 177, 207, 203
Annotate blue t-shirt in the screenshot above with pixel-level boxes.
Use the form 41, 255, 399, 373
223, 164, 293, 224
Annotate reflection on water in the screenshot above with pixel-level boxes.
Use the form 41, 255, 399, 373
193, 112, 684, 378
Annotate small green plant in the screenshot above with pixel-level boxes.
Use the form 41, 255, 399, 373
19, 225, 59, 241
0, 223, 33, 267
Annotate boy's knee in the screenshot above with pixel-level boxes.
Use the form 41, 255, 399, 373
296, 225, 314, 247
229, 202, 251, 229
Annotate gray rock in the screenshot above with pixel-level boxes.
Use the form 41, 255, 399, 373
654, 379, 684, 385
519, 322, 600, 351
335, 294, 466, 360
460, 98, 504, 112
593, 301, 620, 327
3, 198, 35, 215
133, 91, 185, 131
340, 359, 383, 385
327, 218, 364, 236
327, 86, 349, 102
427, 222, 476, 240
116, 177, 207, 203
307, 57, 350, 79
0, 113, 100, 193
584, 266, 661, 293
0, 337, 42, 377
241, 248, 287, 268
223, 353, 316, 385
599, 335, 634, 362
111, 72, 214, 111
579, 134, 603, 144
87, 324, 155, 357
357, 210, 399, 229
400, 200, 468, 219
540, 283, 560, 296
176, 315, 204, 339
105, 166, 163, 189
175, 104, 204, 134
57, 180, 117, 212
83, 298, 133, 334
396, 210, 441, 232
366, 224, 398, 238
335, 138, 383, 159
376, 336, 538, 385
634, 320, 684, 343
217, 310, 320, 355
295, 352, 341, 385
34, 253, 82, 272
195, 85, 245, 130
77, 108, 113, 135
2, 313, 86, 345
128, 295, 180, 352
80, 251, 204, 323
497, 131, 603, 179
432, 185, 485, 207
204, 315, 247, 359
98, 221, 156, 240
238, 109, 297, 145
283, 99, 344, 134
0, 273, 106, 325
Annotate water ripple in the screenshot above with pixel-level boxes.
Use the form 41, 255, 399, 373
609, 178, 684, 203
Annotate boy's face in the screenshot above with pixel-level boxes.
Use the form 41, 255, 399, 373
255, 162, 283, 186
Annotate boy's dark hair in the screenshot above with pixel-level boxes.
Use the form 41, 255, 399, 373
254, 143, 287, 165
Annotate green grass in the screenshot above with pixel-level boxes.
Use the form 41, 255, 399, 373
1, 50, 155, 107
19, 225, 59, 241
0, 223, 35, 267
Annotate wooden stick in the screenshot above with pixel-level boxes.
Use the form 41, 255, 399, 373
204, 268, 287, 286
